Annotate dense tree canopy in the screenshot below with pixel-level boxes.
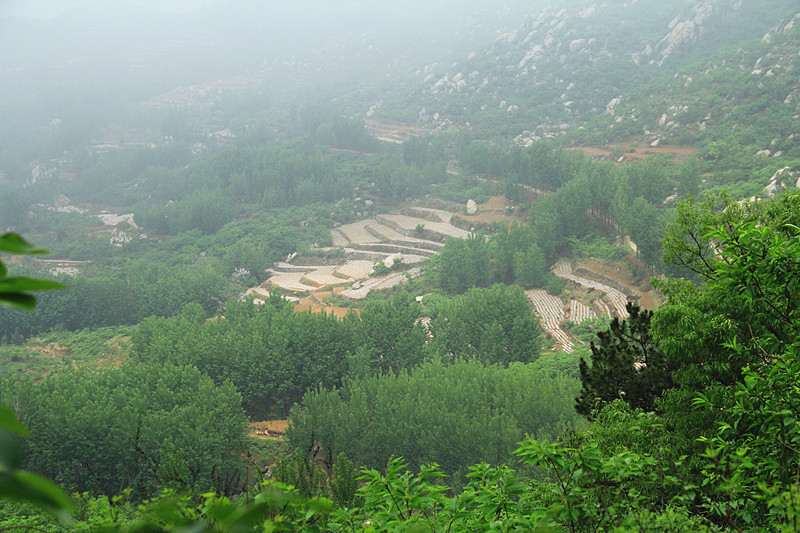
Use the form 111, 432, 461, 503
428, 284, 543, 365
8, 363, 249, 500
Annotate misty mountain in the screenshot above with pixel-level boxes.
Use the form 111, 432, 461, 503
370, 0, 800, 142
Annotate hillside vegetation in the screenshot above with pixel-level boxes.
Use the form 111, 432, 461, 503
1, 1, 800, 531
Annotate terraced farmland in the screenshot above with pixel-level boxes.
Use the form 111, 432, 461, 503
340, 268, 422, 300
553, 260, 630, 318
569, 300, 596, 323
377, 214, 472, 240
526, 289, 574, 353
260, 206, 471, 300
410, 207, 454, 223
339, 220, 382, 244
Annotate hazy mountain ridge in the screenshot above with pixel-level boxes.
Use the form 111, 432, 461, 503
374, 0, 799, 143
591, 9, 800, 155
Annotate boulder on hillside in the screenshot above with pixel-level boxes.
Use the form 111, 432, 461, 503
384, 253, 402, 269
466, 199, 478, 215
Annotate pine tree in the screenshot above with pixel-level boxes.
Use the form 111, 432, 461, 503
575, 302, 675, 419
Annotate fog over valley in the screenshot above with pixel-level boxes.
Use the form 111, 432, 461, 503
1, 1, 800, 530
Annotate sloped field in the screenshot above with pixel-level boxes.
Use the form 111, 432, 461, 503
526, 289, 574, 353
569, 300, 596, 323
553, 260, 629, 318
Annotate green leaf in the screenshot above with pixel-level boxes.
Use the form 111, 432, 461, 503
0, 277, 66, 292
0, 471, 74, 524
0, 233, 48, 255
0, 293, 37, 310
0, 406, 28, 436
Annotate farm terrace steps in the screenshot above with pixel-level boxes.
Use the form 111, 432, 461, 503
376, 214, 473, 240
526, 289, 574, 353
409, 206, 454, 223
569, 300, 596, 323
363, 224, 444, 249
552, 260, 630, 318
339, 268, 421, 300
269, 262, 318, 273
257, 206, 470, 301
334, 260, 375, 279
267, 272, 319, 293
338, 220, 382, 244
331, 229, 349, 247
243, 287, 300, 303
356, 243, 436, 256
301, 266, 351, 287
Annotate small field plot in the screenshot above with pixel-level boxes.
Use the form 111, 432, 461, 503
410, 207, 455, 223
267, 272, 319, 293
340, 268, 421, 300
331, 229, 349, 247
339, 220, 382, 244
569, 300, 596, 323
335, 260, 375, 279
526, 289, 574, 353
553, 260, 629, 318
377, 214, 472, 240
302, 266, 350, 288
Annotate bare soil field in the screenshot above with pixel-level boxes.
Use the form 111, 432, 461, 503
293, 303, 358, 319
568, 145, 699, 165
249, 420, 288, 440
460, 196, 525, 224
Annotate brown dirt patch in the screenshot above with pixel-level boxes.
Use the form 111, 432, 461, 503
294, 303, 358, 319
459, 196, 527, 225
568, 145, 698, 165
249, 420, 288, 440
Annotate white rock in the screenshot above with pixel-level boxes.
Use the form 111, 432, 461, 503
384, 253, 402, 268
651, 139, 661, 147
569, 39, 586, 52
606, 97, 621, 114
466, 199, 478, 215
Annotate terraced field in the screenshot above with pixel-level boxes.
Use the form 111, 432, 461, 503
262, 206, 471, 300
526, 289, 574, 353
569, 300, 596, 323
377, 214, 472, 240
254, 203, 638, 355
410, 207, 454, 223
553, 260, 630, 318
340, 268, 422, 300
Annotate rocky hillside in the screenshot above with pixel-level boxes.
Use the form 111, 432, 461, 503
595, 11, 800, 152
373, 0, 800, 145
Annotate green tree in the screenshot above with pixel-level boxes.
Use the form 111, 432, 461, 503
355, 292, 426, 373
428, 285, 543, 365
576, 303, 674, 419
13, 363, 249, 499
434, 234, 490, 294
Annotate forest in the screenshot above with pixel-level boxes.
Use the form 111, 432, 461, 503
2, 1, 800, 531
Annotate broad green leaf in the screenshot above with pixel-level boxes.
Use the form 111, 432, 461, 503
0, 233, 48, 255
0, 405, 28, 436
0, 277, 66, 292
0, 293, 37, 310
0, 471, 74, 524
